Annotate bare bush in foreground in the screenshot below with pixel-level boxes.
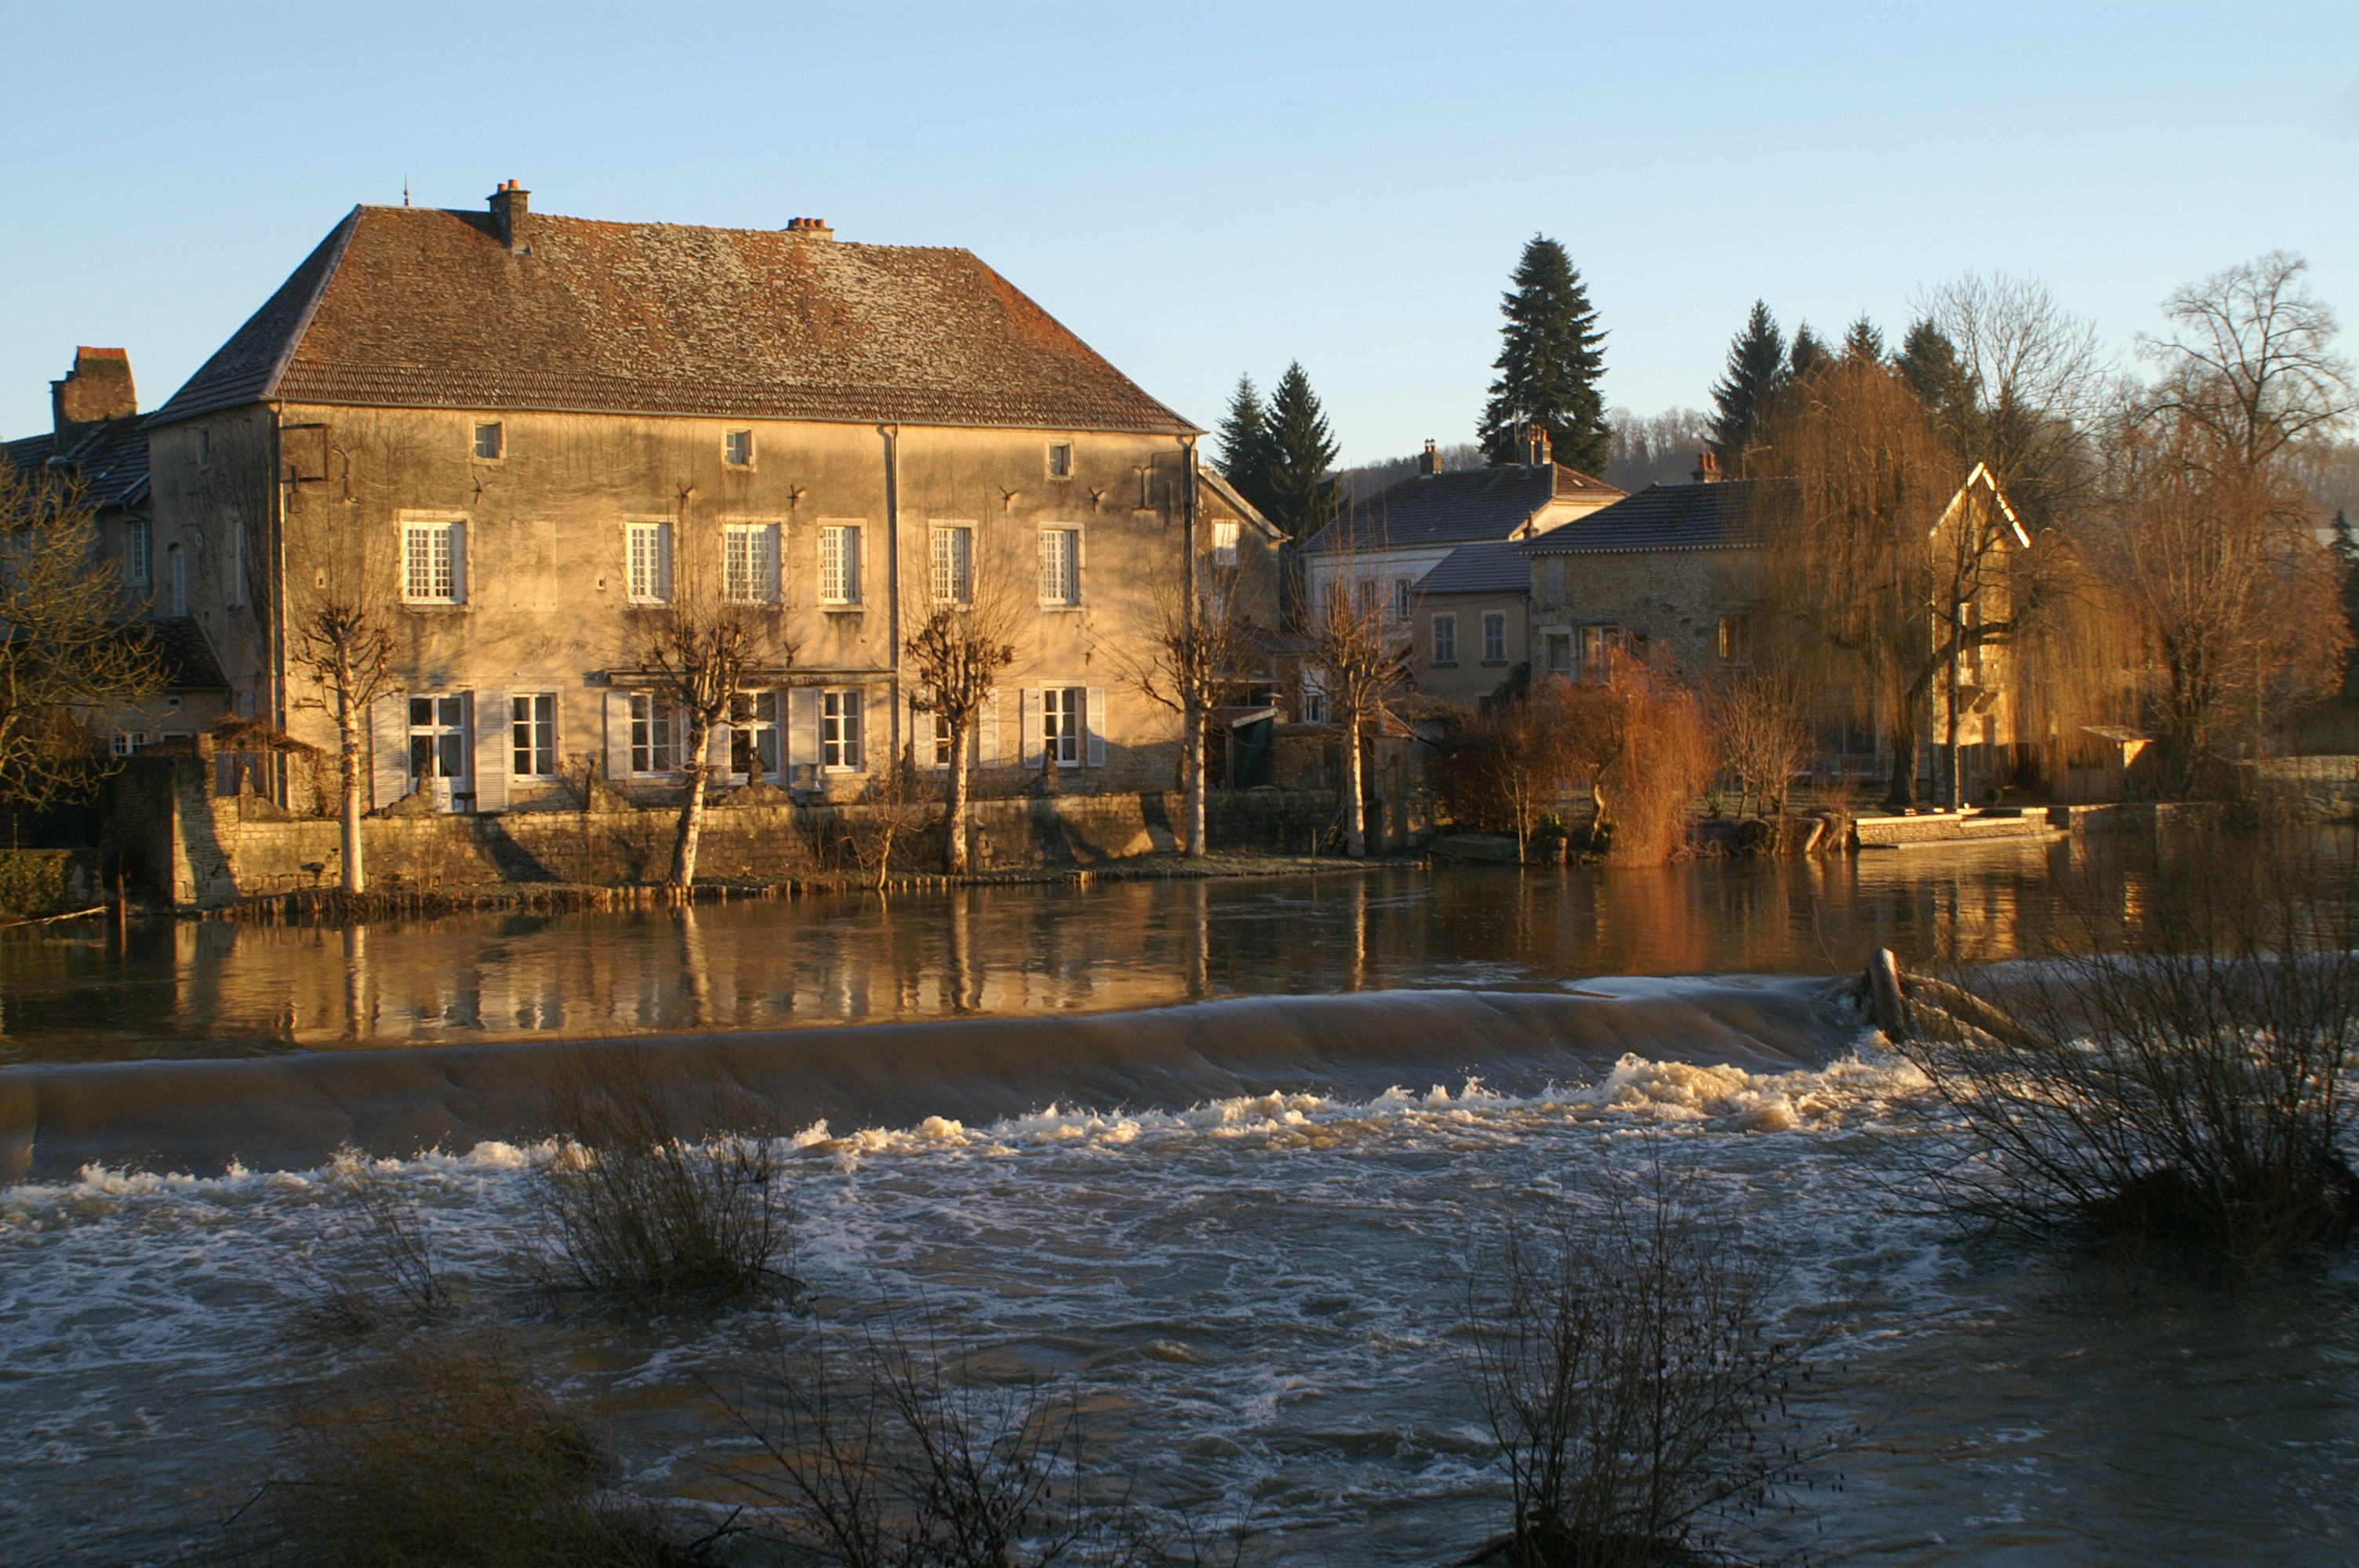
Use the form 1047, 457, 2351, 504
238, 1335, 705, 1567
1891, 837, 2359, 1272
1459, 1160, 1830, 1567
298, 1148, 450, 1334
539, 1051, 790, 1305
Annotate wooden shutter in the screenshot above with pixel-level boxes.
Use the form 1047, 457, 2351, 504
788, 688, 820, 777
1020, 688, 1044, 769
706, 717, 731, 773
978, 691, 1001, 766
863, 686, 885, 771
604, 690, 632, 781
369, 694, 408, 810
473, 690, 509, 813
1085, 687, 1107, 768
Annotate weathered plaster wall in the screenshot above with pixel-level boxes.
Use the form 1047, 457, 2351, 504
1410, 590, 1526, 707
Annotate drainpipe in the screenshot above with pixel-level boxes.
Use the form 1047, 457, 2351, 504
881, 422, 903, 764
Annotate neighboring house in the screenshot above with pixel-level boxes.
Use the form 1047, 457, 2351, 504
1405, 539, 1528, 707
3, 348, 233, 748
1297, 430, 1622, 634
141, 183, 1278, 813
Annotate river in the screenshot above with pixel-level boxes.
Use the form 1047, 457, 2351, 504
3, 838, 2355, 1565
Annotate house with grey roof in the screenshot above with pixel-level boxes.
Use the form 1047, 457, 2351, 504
1403, 539, 1533, 707
1296, 430, 1621, 637
142, 183, 1279, 822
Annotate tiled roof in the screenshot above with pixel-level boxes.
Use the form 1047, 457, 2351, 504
149, 204, 1197, 436
1413, 539, 1529, 595
1517, 477, 1787, 555
2, 419, 151, 512
140, 618, 230, 691
1303, 463, 1621, 556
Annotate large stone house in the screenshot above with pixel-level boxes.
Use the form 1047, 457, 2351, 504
1405, 539, 1531, 707
142, 184, 1279, 814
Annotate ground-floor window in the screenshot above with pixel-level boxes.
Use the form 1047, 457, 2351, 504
1043, 686, 1083, 766
409, 695, 468, 789
731, 690, 780, 778
629, 694, 674, 775
511, 694, 557, 778
822, 689, 863, 770
932, 709, 957, 768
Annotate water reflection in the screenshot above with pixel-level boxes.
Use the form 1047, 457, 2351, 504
0, 835, 2217, 1064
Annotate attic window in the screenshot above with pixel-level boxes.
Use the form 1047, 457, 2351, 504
725, 430, 754, 466
473, 422, 503, 460
1046, 442, 1073, 479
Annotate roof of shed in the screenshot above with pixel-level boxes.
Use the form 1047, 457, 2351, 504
1303, 463, 1622, 556
148, 202, 1198, 435
1517, 477, 1786, 555
2, 419, 151, 511
1413, 539, 1529, 595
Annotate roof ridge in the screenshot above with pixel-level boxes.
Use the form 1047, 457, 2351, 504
256, 206, 361, 406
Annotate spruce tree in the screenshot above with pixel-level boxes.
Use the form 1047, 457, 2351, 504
1214, 373, 1278, 517
1263, 361, 1341, 543
1841, 314, 1887, 365
1787, 322, 1829, 381
1477, 236, 1610, 473
1896, 318, 1968, 412
1708, 300, 1785, 471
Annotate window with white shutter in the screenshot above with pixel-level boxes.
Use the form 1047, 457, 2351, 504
1038, 528, 1079, 605
820, 524, 861, 605
724, 523, 779, 603
402, 518, 467, 604
626, 522, 672, 604
930, 524, 973, 604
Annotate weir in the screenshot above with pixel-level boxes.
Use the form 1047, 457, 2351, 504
0, 982, 1853, 1179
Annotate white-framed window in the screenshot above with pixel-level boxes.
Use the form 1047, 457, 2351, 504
1046, 441, 1074, 479
1301, 683, 1326, 724
1043, 685, 1084, 766
124, 520, 151, 585
1547, 633, 1572, 677
821, 688, 863, 769
227, 517, 246, 607
1717, 612, 1754, 666
1432, 613, 1457, 665
820, 524, 862, 606
409, 694, 469, 791
194, 428, 210, 470
931, 709, 957, 768
724, 429, 754, 467
1483, 612, 1507, 664
1038, 527, 1080, 605
729, 690, 779, 778
629, 693, 675, 774
511, 694, 557, 779
402, 517, 465, 604
111, 731, 151, 757
1394, 578, 1413, 620
1355, 578, 1377, 615
931, 523, 973, 604
724, 523, 780, 604
1210, 520, 1239, 568
472, 422, 503, 460
627, 521, 673, 604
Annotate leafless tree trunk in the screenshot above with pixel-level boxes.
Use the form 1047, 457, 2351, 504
293, 601, 394, 893
1125, 559, 1259, 858
905, 569, 1019, 875
1296, 544, 1410, 858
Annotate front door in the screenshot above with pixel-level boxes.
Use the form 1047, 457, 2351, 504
408, 694, 471, 811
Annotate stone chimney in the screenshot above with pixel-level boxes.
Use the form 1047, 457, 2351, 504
784, 216, 835, 240
1692, 450, 1721, 484
1418, 438, 1440, 477
52, 347, 136, 436
487, 180, 530, 249
1521, 423, 1552, 468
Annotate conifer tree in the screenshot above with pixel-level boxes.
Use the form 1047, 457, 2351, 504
1787, 323, 1829, 381
1841, 314, 1887, 365
1263, 361, 1340, 543
1708, 300, 1785, 471
1477, 236, 1610, 473
1895, 318, 1968, 414
1214, 373, 1278, 518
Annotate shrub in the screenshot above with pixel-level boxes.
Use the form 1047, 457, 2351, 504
1889, 835, 2359, 1272
1458, 1159, 1830, 1566
0, 848, 68, 919
1558, 654, 1715, 866
299, 1147, 451, 1336
538, 1051, 791, 1305
240, 1335, 705, 1566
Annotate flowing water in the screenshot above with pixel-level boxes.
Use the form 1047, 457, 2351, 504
4, 840, 2357, 1565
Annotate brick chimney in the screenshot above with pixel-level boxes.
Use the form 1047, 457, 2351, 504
1418, 438, 1440, 477
52, 347, 136, 436
1692, 450, 1721, 483
1520, 423, 1552, 468
784, 216, 835, 240
487, 180, 530, 249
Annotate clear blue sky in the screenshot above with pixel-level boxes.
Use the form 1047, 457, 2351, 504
5, 2, 2354, 464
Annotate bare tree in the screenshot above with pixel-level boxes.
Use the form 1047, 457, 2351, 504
1127, 555, 1260, 858
1296, 543, 1412, 858
0, 460, 161, 817
1436, 683, 1577, 859
287, 556, 396, 893
1709, 660, 1811, 818
626, 494, 798, 892
2096, 253, 2357, 792
905, 560, 1020, 875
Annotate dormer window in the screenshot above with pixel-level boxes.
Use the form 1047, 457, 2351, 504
1046, 441, 1074, 479
473, 422, 503, 460
724, 430, 754, 466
